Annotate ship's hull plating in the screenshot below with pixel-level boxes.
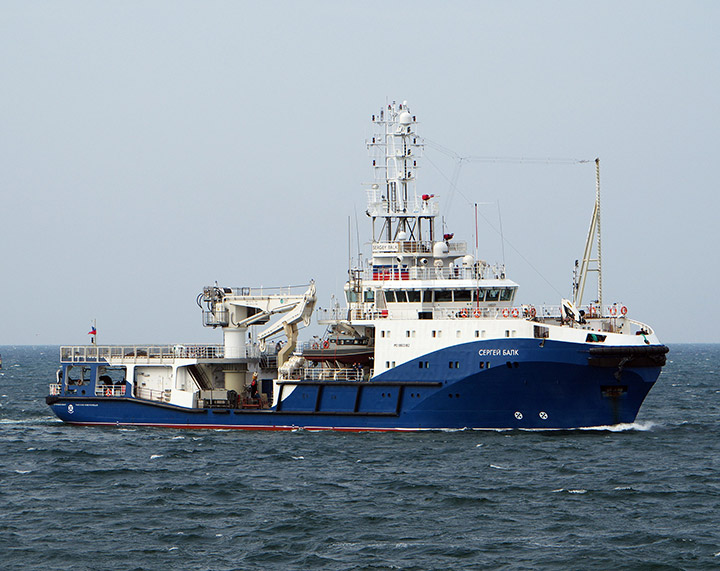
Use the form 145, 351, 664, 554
47, 339, 665, 430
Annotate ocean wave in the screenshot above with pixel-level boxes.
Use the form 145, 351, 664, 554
578, 421, 658, 432
489, 464, 511, 470
0, 417, 59, 426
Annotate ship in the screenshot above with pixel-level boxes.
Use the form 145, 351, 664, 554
46, 101, 668, 431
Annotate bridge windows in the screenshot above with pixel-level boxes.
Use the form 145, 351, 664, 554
406, 290, 421, 302
454, 290, 472, 302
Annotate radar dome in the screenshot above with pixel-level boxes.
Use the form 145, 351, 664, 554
433, 241, 449, 257
398, 111, 413, 125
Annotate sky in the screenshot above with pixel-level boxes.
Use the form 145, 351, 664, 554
1, 1, 718, 345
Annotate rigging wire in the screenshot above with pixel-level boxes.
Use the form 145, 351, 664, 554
422, 138, 592, 299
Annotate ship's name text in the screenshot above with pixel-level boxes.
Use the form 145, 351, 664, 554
478, 349, 519, 356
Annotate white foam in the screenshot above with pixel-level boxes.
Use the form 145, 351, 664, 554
292, 455, 305, 460
579, 421, 657, 432
14, 470, 32, 474
150, 454, 164, 460
489, 464, 510, 470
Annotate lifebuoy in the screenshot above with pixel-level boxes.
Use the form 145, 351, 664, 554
610, 306, 617, 316
474, 309, 482, 318
511, 308, 519, 318
620, 306, 628, 316
323, 340, 330, 349
530, 307, 537, 318
105, 387, 112, 396
502, 308, 510, 318
460, 309, 468, 318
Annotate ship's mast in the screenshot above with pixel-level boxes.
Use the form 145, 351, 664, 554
366, 101, 436, 262
573, 158, 603, 308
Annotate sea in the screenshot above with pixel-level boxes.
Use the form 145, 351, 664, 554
0, 344, 718, 570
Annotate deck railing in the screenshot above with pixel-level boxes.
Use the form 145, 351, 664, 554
60, 344, 236, 363
135, 386, 170, 402
318, 304, 633, 324
300, 367, 364, 381
95, 384, 127, 397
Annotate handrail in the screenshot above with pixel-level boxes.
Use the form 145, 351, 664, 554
298, 367, 364, 381
60, 344, 226, 362
95, 384, 127, 397
135, 386, 170, 402
318, 303, 633, 323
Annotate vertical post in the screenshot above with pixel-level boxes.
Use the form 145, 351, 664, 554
595, 158, 603, 310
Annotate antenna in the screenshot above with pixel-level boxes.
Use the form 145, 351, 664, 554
347, 216, 352, 274
354, 206, 361, 264
497, 200, 506, 268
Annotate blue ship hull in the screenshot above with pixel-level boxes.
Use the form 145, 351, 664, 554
47, 340, 666, 430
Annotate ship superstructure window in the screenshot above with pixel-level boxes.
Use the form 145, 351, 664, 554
364, 290, 375, 302
434, 290, 453, 302
454, 290, 472, 302
500, 288, 514, 302
406, 290, 421, 302
486, 289, 501, 302
386, 290, 410, 303
418, 361, 430, 368
346, 290, 359, 303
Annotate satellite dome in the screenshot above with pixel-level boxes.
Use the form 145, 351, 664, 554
433, 242, 449, 257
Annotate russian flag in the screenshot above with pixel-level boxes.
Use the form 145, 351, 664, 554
88, 327, 97, 335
